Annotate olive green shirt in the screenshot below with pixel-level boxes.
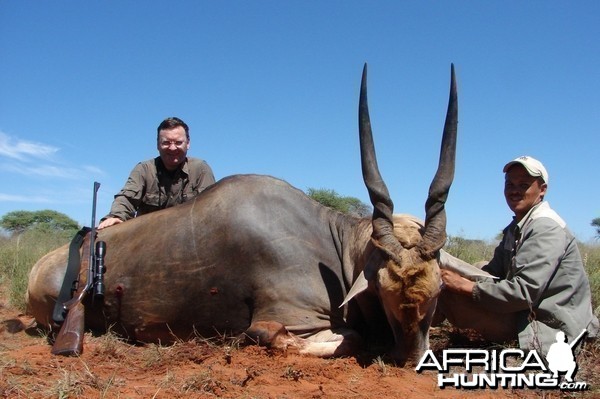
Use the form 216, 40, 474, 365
103, 157, 215, 221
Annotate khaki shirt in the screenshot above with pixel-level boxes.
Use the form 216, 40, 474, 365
104, 157, 215, 221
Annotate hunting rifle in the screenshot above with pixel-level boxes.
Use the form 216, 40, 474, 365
51, 181, 106, 356
569, 329, 588, 350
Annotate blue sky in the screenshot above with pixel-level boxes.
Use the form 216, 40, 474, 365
1, 1, 599, 242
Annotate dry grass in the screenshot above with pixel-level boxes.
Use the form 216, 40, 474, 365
1, 233, 599, 398
2, 317, 599, 398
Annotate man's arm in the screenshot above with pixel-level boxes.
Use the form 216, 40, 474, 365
474, 219, 567, 312
441, 269, 476, 295
98, 163, 147, 228
195, 160, 216, 193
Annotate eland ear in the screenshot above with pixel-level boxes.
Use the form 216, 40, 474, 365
340, 271, 368, 308
438, 249, 498, 280
339, 250, 384, 307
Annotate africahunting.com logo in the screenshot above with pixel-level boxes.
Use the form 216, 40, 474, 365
415, 329, 589, 391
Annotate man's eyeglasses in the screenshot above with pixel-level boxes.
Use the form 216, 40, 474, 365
159, 140, 186, 149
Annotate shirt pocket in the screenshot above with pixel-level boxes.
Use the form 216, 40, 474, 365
142, 192, 161, 208
182, 182, 198, 202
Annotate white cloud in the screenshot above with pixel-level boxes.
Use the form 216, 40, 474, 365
0, 131, 105, 180
0, 163, 79, 179
0, 131, 59, 161
0, 193, 50, 203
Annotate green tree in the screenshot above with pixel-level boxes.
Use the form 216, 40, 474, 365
0, 209, 80, 234
592, 217, 600, 239
306, 188, 371, 217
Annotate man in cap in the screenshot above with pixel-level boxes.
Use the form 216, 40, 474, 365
438, 156, 598, 355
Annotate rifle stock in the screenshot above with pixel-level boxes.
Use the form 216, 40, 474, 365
570, 329, 588, 350
51, 301, 85, 356
51, 181, 102, 356
51, 235, 91, 356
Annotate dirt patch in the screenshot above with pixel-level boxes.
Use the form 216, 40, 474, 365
0, 290, 596, 398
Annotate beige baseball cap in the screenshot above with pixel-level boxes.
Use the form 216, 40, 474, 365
503, 156, 549, 183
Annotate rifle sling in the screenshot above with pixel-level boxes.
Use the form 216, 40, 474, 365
52, 227, 91, 325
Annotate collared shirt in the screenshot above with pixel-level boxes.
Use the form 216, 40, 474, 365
104, 156, 215, 221
473, 201, 598, 354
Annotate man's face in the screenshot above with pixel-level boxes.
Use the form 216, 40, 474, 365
157, 126, 190, 171
504, 164, 547, 221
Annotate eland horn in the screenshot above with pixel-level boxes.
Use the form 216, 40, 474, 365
359, 63, 404, 262
417, 64, 458, 259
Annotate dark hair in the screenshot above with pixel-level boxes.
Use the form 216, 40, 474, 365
157, 117, 190, 141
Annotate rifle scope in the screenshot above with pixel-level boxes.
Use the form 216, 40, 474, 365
94, 241, 107, 300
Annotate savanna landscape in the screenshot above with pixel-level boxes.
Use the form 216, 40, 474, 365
1, 219, 599, 398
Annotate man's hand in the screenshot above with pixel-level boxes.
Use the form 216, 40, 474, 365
440, 269, 476, 296
98, 217, 123, 230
